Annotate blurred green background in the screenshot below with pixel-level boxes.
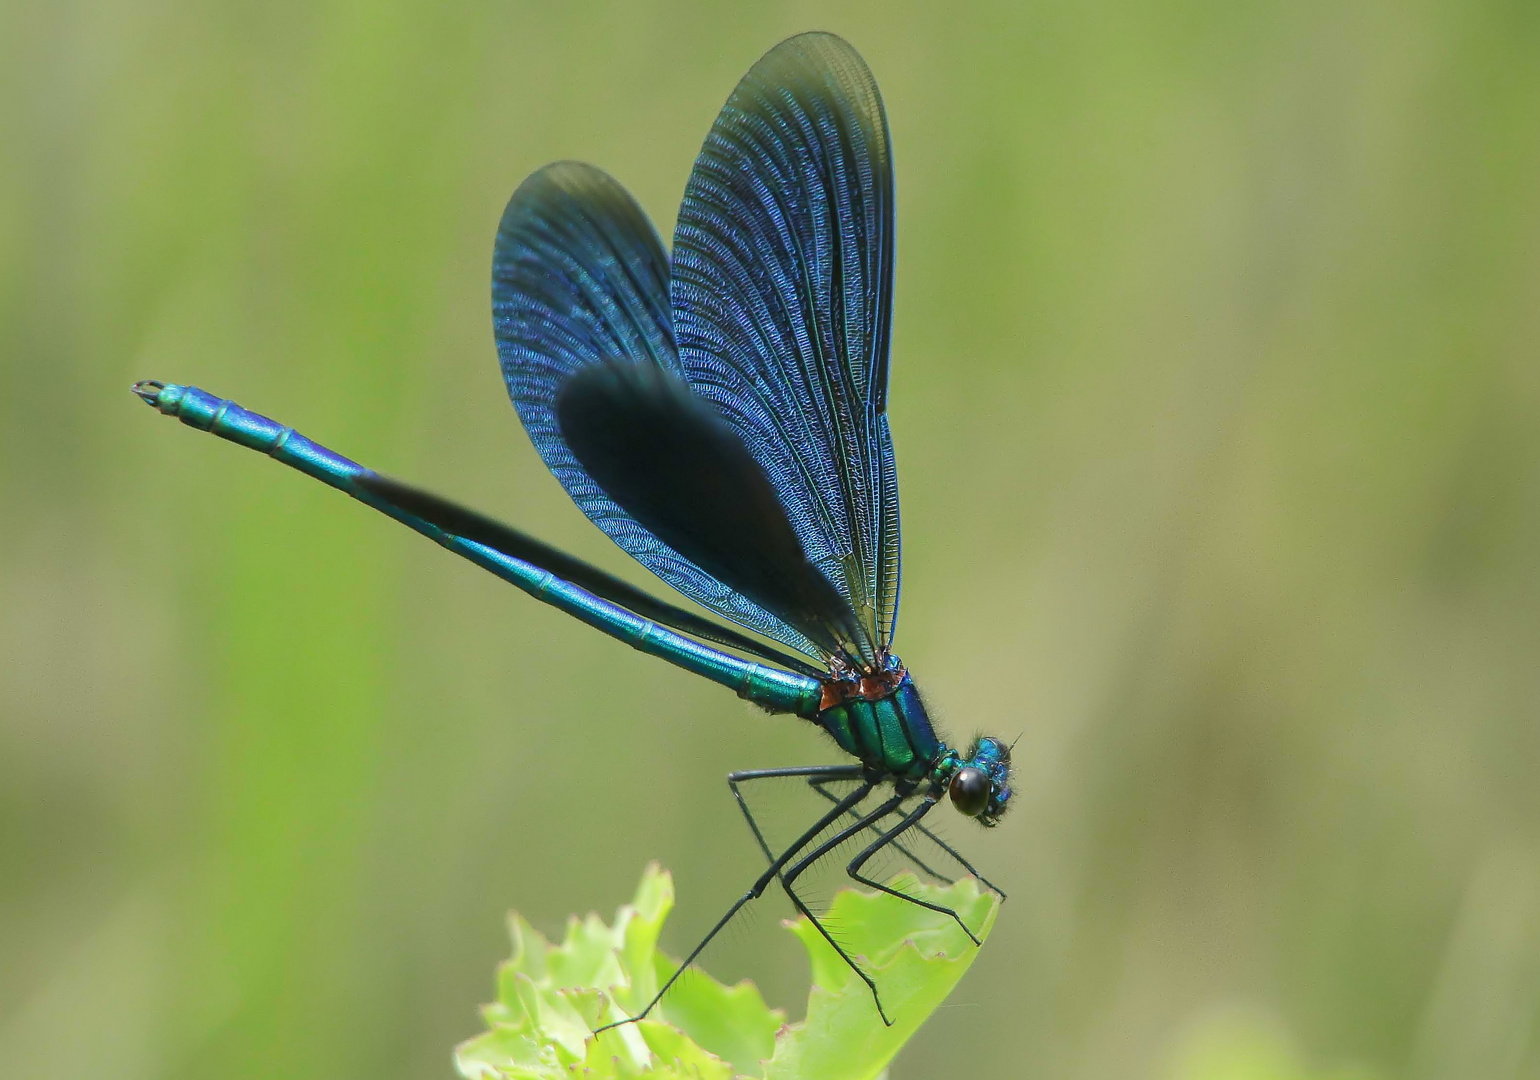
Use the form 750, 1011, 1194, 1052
4, 1, 1539, 1077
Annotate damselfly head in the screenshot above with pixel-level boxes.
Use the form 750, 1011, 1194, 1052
946, 736, 1012, 826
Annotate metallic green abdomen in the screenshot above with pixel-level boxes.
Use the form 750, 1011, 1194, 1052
815, 675, 940, 779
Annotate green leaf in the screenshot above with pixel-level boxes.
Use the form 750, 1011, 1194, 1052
454, 863, 1000, 1080
763, 878, 999, 1080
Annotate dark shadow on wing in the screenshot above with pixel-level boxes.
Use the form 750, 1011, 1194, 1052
555, 362, 863, 662
493, 159, 831, 661
353, 472, 825, 677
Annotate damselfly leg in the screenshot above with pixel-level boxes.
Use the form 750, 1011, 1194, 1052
734, 770, 983, 1026
806, 777, 1007, 900
592, 767, 873, 1034
729, 764, 867, 867
772, 787, 914, 1025
807, 776, 954, 884
841, 798, 983, 945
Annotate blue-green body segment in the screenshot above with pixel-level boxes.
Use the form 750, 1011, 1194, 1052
138, 383, 823, 717
815, 675, 940, 780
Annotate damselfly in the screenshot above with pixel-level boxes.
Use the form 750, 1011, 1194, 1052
134, 31, 1011, 1028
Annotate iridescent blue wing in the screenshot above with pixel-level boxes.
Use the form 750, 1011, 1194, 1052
492, 160, 828, 660
671, 32, 900, 667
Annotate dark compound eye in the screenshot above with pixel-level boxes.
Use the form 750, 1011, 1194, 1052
948, 766, 990, 817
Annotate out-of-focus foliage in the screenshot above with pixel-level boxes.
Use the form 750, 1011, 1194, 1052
1166, 1010, 1378, 1080
3, 1, 1539, 1079
454, 865, 996, 1080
